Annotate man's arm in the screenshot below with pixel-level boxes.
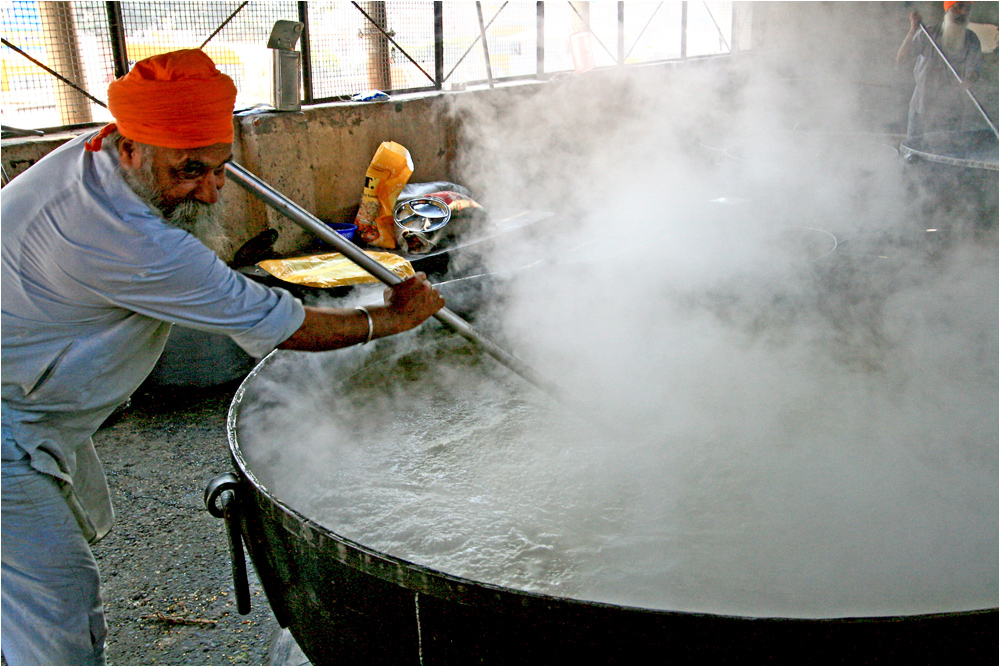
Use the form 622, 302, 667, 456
963, 31, 983, 83
278, 272, 445, 351
897, 11, 922, 64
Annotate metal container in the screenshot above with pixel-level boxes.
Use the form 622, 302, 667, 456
271, 49, 301, 111
211, 329, 996, 664
393, 196, 452, 254
899, 129, 999, 235
899, 129, 999, 172
268, 20, 304, 112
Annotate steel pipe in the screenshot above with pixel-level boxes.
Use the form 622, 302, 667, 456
225, 161, 563, 399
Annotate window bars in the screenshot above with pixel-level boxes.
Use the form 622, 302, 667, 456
1, 1, 747, 134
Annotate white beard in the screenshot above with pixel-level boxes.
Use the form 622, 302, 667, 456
118, 161, 217, 240
941, 14, 967, 53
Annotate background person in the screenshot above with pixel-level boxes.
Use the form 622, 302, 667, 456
1, 49, 443, 665
897, 1, 984, 141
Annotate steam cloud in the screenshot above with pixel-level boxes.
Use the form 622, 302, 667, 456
239, 45, 997, 617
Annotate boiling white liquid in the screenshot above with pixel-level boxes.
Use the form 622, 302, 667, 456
238, 243, 998, 619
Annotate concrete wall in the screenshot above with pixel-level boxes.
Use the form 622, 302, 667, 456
234, 93, 461, 257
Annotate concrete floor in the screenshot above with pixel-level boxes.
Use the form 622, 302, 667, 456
91, 379, 286, 665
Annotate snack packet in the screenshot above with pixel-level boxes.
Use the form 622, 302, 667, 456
257, 251, 414, 288
354, 141, 413, 249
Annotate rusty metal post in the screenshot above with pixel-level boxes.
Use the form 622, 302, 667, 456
38, 1, 92, 125
363, 1, 391, 91
570, 1, 589, 33
475, 2, 494, 88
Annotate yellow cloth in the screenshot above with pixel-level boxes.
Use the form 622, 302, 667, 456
257, 252, 414, 288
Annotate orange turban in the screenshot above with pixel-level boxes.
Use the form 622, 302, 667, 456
86, 49, 236, 151
943, 1, 971, 11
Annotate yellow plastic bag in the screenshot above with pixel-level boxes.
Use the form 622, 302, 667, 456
354, 141, 413, 249
257, 251, 415, 288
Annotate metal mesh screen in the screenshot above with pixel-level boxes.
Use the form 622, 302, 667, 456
2, 1, 114, 128
384, 1, 436, 91
116, 1, 300, 110
2, 1, 747, 133
1, 1, 300, 129
543, 2, 574, 73
541, 2, 625, 73
732, 2, 753, 53
441, 2, 537, 88
578, 2, 618, 69
625, 2, 683, 63
306, 1, 438, 102
687, 1, 733, 57
303, 2, 365, 101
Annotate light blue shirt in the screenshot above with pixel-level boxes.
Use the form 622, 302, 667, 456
1, 132, 304, 540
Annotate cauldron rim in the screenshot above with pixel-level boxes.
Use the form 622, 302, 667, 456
899, 129, 999, 172
227, 347, 997, 624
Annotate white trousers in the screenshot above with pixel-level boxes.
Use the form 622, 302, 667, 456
1, 456, 107, 665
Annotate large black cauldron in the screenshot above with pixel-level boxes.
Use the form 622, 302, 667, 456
208, 338, 995, 665
900, 129, 999, 233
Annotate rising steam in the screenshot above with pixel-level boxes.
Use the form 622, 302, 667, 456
237, 44, 997, 617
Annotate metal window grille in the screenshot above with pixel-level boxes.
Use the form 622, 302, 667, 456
306, 2, 374, 101
687, 1, 732, 57
441, 2, 539, 87
2, 1, 115, 128
624, 2, 684, 63
1, 1, 750, 134
116, 1, 301, 108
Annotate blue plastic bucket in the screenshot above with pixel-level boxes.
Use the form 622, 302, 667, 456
326, 222, 357, 243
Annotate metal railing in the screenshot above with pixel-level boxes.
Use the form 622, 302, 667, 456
1, 1, 749, 135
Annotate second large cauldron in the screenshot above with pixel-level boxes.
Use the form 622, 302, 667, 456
900, 129, 999, 234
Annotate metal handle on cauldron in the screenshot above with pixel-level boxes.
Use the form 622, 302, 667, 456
225, 162, 566, 401
917, 22, 999, 139
205, 473, 252, 615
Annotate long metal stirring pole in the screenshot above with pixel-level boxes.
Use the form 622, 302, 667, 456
225, 161, 563, 398
918, 23, 998, 139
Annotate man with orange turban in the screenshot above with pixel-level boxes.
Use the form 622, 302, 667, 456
1, 49, 443, 665
897, 1, 983, 140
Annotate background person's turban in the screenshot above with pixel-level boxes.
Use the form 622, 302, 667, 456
86, 49, 236, 151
